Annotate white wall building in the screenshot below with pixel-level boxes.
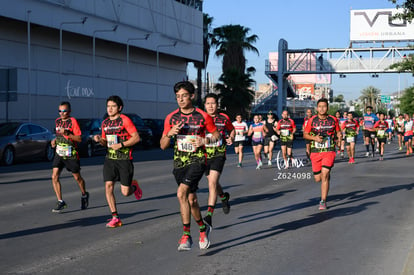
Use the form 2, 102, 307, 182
0, 0, 203, 128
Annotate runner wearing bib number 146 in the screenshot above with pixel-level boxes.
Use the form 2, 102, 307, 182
202, 93, 235, 229
160, 81, 219, 251
373, 113, 389, 161
51, 101, 89, 213
304, 98, 342, 211
341, 112, 359, 164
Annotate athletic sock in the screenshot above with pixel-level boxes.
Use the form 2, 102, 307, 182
206, 205, 215, 216
196, 219, 206, 232
183, 224, 191, 236
365, 144, 369, 152
111, 211, 118, 218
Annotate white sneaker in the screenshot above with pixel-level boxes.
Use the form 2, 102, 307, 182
268, 160, 272, 166
199, 224, 211, 250
365, 152, 369, 157
375, 148, 379, 152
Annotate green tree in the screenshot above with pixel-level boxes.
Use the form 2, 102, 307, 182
399, 86, 414, 114
211, 24, 259, 75
194, 13, 213, 107
333, 94, 345, 102
210, 24, 259, 118
214, 68, 255, 119
390, 0, 414, 22
389, 1, 414, 74
359, 86, 381, 109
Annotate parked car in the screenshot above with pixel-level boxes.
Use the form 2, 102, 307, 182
122, 113, 153, 148
77, 118, 106, 157
143, 118, 164, 146
0, 122, 55, 165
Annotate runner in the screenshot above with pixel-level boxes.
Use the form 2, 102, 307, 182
339, 111, 348, 158
276, 110, 296, 169
403, 113, 413, 156
160, 81, 219, 251
335, 111, 342, 153
373, 113, 389, 161
341, 112, 359, 163
51, 101, 89, 212
395, 114, 405, 151
93, 95, 141, 228
263, 111, 278, 166
304, 98, 341, 210
203, 93, 234, 228
232, 114, 248, 167
361, 106, 378, 157
248, 114, 265, 169
303, 108, 313, 160
385, 115, 394, 144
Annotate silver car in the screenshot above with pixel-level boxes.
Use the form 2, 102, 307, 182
0, 122, 55, 165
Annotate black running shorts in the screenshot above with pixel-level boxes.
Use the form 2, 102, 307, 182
52, 155, 81, 173
205, 156, 226, 175
103, 159, 134, 186
173, 162, 206, 193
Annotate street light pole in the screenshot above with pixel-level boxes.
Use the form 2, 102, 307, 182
92, 25, 118, 116
156, 41, 177, 118
59, 17, 87, 103
126, 34, 150, 107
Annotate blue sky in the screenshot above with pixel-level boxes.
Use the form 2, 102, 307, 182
188, 0, 414, 101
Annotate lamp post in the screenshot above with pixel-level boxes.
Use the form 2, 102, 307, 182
156, 41, 177, 118
126, 34, 150, 107
27, 10, 31, 122
59, 17, 87, 103
92, 25, 118, 116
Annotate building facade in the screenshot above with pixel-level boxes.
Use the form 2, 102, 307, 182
0, 0, 203, 128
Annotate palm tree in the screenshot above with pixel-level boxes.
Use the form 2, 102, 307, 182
359, 86, 381, 110
211, 24, 259, 75
215, 67, 256, 118
194, 13, 213, 107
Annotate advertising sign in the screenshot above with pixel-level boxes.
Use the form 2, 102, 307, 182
350, 8, 414, 42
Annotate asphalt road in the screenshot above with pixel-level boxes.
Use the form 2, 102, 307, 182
1, 139, 414, 275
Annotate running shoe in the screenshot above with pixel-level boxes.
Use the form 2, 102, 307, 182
203, 215, 212, 228
348, 158, 352, 164
178, 234, 193, 251
318, 200, 327, 210
131, 179, 142, 200
340, 152, 344, 158
81, 192, 89, 210
258, 161, 263, 169
106, 217, 122, 228
365, 152, 370, 157
375, 148, 379, 153
221, 192, 231, 214
199, 224, 211, 250
237, 163, 242, 168
52, 201, 67, 213
351, 157, 355, 164
399, 147, 402, 151
268, 160, 272, 166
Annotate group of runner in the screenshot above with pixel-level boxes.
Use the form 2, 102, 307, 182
49, 80, 414, 252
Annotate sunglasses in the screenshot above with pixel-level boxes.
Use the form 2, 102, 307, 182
58, 110, 68, 113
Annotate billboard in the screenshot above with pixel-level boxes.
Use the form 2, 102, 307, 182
350, 8, 414, 42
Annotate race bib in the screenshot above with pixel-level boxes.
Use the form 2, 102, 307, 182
281, 129, 290, 136
271, 135, 278, 141
370, 133, 376, 138
106, 135, 118, 147
253, 132, 262, 139
315, 137, 331, 149
398, 127, 403, 132
205, 133, 222, 147
346, 137, 355, 143
56, 144, 72, 157
377, 130, 385, 136
177, 135, 197, 152
235, 131, 245, 142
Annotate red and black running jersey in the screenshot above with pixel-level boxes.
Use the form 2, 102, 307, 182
341, 119, 359, 137
101, 114, 137, 160
163, 108, 217, 169
55, 117, 81, 160
205, 112, 234, 159
276, 118, 296, 142
373, 120, 389, 138
304, 115, 339, 153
